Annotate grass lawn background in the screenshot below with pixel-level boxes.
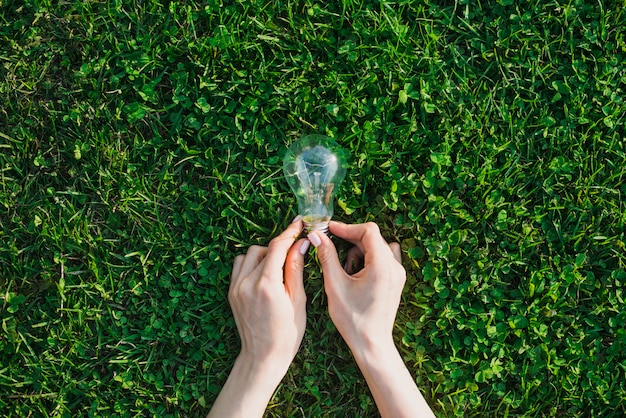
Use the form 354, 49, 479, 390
1, 0, 625, 416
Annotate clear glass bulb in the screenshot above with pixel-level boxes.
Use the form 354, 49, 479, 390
283, 135, 348, 233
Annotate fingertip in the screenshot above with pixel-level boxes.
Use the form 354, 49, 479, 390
299, 239, 311, 255
308, 231, 343, 277
288, 237, 306, 258
328, 220, 344, 235
307, 231, 322, 248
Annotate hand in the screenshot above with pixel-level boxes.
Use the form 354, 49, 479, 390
307, 221, 405, 355
308, 221, 435, 418
229, 217, 308, 375
208, 218, 308, 418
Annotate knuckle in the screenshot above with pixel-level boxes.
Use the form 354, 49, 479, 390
268, 234, 293, 252
316, 246, 333, 265
247, 245, 265, 254
255, 279, 274, 299
267, 239, 281, 251
232, 254, 245, 268
364, 222, 381, 235
290, 257, 305, 272
227, 285, 237, 304
237, 281, 255, 301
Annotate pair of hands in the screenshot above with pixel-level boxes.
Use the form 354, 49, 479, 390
209, 218, 434, 418
228, 217, 405, 377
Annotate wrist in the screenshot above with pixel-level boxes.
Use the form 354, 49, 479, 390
208, 352, 287, 418
349, 335, 399, 369
234, 351, 289, 388
349, 338, 436, 418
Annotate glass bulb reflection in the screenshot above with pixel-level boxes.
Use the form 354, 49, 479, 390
283, 135, 348, 233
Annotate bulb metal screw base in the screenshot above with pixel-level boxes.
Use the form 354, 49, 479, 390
303, 216, 330, 235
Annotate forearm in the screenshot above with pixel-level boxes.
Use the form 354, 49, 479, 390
353, 340, 435, 418
207, 354, 285, 418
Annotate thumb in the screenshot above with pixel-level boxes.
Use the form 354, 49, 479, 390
308, 231, 344, 279
284, 238, 307, 301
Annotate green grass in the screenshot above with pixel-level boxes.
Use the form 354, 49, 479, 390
1, 0, 625, 416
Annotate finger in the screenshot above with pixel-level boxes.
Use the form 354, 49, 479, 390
284, 238, 307, 302
263, 218, 304, 274
228, 254, 245, 304
231, 254, 245, 281
238, 245, 268, 280
308, 230, 345, 283
389, 242, 402, 263
344, 246, 364, 274
328, 221, 393, 262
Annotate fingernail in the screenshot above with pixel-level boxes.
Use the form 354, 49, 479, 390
291, 214, 302, 223
307, 232, 321, 247
299, 239, 310, 255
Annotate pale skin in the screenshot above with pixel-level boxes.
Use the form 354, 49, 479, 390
208, 218, 435, 418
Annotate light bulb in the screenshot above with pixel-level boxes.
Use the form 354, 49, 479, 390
283, 135, 348, 233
